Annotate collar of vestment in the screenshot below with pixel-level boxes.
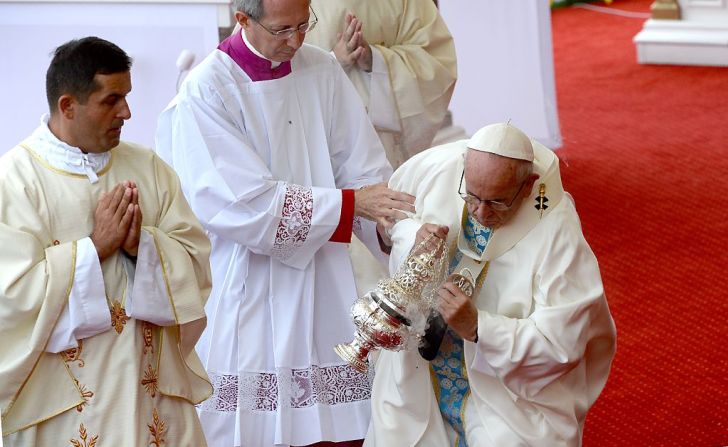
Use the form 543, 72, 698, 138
21, 114, 111, 184
457, 141, 565, 262
218, 30, 292, 82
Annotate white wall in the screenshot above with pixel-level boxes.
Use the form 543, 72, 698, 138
0, 1, 227, 156
438, 1, 562, 148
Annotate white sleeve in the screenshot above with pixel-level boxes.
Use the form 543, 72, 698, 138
156, 62, 391, 270
46, 237, 111, 353
468, 208, 613, 400
125, 230, 176, 326
367, 47, 401, 133
156, 93, 344, 270
327, 60, 393, 189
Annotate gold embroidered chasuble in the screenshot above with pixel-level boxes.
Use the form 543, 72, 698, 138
306, 0, 457, 168
0, 141, 212, 445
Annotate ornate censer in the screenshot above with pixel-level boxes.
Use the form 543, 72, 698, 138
336, 235, 474, 372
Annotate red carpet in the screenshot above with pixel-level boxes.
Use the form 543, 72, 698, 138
551, 1, 728, 446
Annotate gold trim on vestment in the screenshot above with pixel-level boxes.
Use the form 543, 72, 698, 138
149, 228, 180, 325
20, 143, 115, 179
155, 327, 214, 404
142, 364, 159, 398
444, 209, 492, 446
109, 300, 130, 334
150, 231, 213, 403
458, 332, 473, 447
69, 422, 99, 447
142, 322, 154, 355
2, 241, 78, 427
429, 363, 441, 403
61, 340, 85, 368
2, 361, 86, 436
74, 379, 95, 413
473, 262, 490, 297
107, 267, 130, 334
147, 407, 167, 446
155, 325, 164, 370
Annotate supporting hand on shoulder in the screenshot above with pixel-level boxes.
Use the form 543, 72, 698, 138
355, 182, 415, 229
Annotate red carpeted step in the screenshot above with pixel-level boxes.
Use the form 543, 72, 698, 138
551, 1, 728, 445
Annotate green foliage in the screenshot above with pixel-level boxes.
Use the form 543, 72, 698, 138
551, 0, 598, 8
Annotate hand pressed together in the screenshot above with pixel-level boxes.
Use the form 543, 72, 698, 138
90, 180, 143, 262
332, 13, 373, 72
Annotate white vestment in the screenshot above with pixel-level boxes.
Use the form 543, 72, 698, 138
1, 118, 212, 446
156, 41, 392, 446
365, 141, 617, 447
305, 0, 457, 168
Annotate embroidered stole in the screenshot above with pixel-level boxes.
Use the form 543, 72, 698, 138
430, 212, 492, 447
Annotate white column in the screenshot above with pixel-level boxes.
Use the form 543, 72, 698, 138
437, 1, 562, 149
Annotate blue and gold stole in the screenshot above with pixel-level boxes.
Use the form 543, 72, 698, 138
430, 210, 492, 447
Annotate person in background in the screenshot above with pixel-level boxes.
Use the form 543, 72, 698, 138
305, 0, 457, 169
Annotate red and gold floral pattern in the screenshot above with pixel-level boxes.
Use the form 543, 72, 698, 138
69, 423, 98, 447
74, 379, 95, 412
148, 408, 167, 446
142, 321, 155, 354
142, 364, 159, 398
61, 340, 85, 367
110, 300, 130, 334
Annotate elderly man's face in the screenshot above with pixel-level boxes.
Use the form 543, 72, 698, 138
463, 150, 536, 229
239, 0, 310, 62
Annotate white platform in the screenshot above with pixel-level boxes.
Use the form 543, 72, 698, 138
634, 19, 728, 66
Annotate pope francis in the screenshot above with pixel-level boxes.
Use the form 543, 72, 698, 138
366, 123, 617, 447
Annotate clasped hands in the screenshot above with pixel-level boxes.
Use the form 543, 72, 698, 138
90, 180, 142, 263
333, 12, 373, 72
416, 223, 479, 343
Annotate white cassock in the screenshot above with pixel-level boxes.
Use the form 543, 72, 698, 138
365, 141, 617, 446
156, 34, 392, 447
305, 0, 457, 168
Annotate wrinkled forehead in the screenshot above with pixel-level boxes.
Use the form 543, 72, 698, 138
464, 149, 524, 189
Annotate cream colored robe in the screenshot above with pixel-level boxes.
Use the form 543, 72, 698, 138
366, 141, 617, 446
0, 140, 212, 445
306, 0, 457, 168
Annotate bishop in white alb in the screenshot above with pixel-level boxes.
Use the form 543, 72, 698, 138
156, 27, 392, 447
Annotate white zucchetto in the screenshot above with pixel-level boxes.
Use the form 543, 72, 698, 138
467, 122, 534, 162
